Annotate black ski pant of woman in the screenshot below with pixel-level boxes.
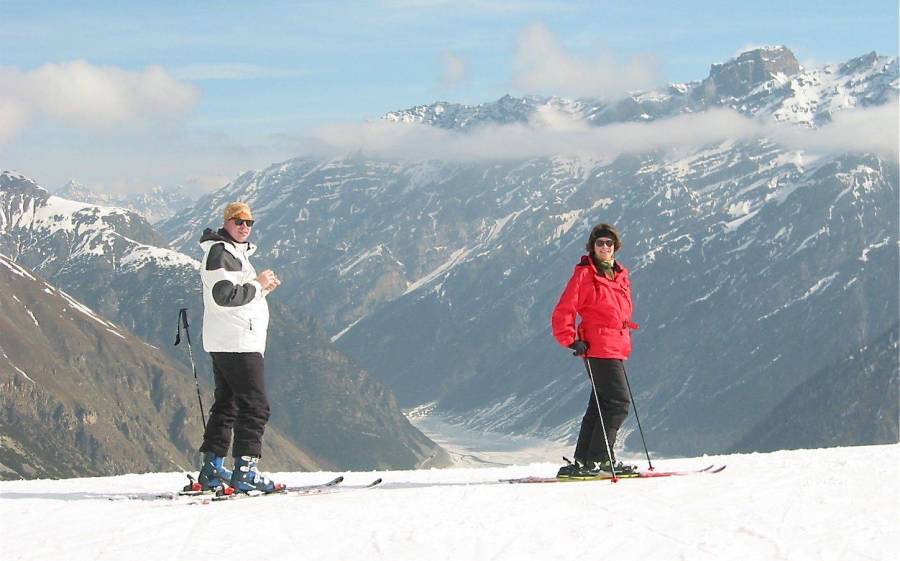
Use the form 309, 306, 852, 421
573, 358, 631, 465
199, 351, 270, 459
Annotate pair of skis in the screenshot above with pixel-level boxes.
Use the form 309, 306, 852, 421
501, 464, 727, 484
152, 474, 382, 503
208, 475, 383, 502
133, 462, 723, 502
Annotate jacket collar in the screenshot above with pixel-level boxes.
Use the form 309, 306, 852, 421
199, 227, 256, 255
578, 254, 626, 278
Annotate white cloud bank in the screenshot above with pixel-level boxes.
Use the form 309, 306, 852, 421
310, 101, 899, 163
513, 22, 662, 100
0, 60, 199, 145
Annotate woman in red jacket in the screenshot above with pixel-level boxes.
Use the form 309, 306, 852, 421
551, 223, 639, 478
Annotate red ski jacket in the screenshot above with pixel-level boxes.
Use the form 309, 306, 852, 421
551, 255, 638, 360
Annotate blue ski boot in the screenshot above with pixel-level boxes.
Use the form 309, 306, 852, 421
230, 456, 284, 494
197, 451, 234, 490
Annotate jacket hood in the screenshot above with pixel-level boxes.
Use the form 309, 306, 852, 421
200, 227, 233, 245
199, 227, 256, 254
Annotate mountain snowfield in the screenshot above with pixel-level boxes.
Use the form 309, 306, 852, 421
3, 444, 897, 561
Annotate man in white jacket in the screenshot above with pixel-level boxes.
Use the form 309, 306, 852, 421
196, 201, 283, 493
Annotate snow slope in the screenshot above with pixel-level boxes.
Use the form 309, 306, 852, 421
3, 444, 897, 561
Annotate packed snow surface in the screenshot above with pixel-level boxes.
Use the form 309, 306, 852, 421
2, 444, 897, 561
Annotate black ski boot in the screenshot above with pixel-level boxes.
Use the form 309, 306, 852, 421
594, 459, 639, 476
556, 458, 587, 479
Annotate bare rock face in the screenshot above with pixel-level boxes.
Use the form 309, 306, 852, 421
704, 46, 802, 100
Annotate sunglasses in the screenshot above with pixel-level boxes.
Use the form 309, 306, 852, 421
233, 218, 255, 227
594, 238, 615, 247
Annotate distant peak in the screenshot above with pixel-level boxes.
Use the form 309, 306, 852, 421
0, 170, 39, 187
705, 46, 800, 98
839, 51, 891, 75
0, 171, 48, 198
1, 170, 31, 182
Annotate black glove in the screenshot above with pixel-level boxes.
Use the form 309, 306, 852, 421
569, 340, 589, 356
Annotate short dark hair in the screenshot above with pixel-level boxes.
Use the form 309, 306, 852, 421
586, 223, 622, 252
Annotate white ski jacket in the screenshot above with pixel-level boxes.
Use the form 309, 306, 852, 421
199, 228, 270, 354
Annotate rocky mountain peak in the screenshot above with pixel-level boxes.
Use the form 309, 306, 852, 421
1, 171, 46, 196
838, 51, 889, 76
704, 46, 801, 99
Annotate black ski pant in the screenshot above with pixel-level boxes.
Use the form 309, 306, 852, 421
199, 351, 270, 459
573, 358, 631, 465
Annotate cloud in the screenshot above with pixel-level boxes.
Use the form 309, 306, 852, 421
513, 22, 662, 100
183, 174, 233, 192
312, 107, 743, 161
441, 52, 467, 88
0, 60, 199, 145
309, 101, 899, 163
0, 99, 29, 146
769, 101, 899, 159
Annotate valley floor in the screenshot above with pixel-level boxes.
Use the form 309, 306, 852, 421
2, 444, 898, 561
410, 412, 571, 466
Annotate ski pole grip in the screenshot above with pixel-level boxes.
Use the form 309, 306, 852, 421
175, 308, 192, 346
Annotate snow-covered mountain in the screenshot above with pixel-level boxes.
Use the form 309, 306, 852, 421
0, 253, 323, 478
3, 444, 898, 561
382, 47, 897, 128
0, 172, 449, 474
159, 47, 898, 458
56, 180, 196, 224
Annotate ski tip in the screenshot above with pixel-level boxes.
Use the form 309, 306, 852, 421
368, 478, 383, 487
711, 465, 727, 473
334, 475, 345, 484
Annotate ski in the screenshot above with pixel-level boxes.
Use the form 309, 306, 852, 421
209, 475, 345, 501
500, 465, 726, 484
291, 477, 383, 496
285, 475, 345, 493
207, 475, 382, 502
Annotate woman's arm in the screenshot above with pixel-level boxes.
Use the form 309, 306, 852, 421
551, 266, 585, 348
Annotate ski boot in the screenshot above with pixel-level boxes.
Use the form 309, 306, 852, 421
230, 456, 284, 494
556, 457, 588, 479
593, 459, 639, 476
196, 451, 234, 491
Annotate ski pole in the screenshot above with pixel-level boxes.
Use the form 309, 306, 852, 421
622, 364, 654, 470
581, 356, 619, 482
174, 308, 207, 429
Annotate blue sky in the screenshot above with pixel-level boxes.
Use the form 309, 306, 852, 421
0, 0, 897, 193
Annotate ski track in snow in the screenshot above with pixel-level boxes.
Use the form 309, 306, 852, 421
2, 444, 897, 561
